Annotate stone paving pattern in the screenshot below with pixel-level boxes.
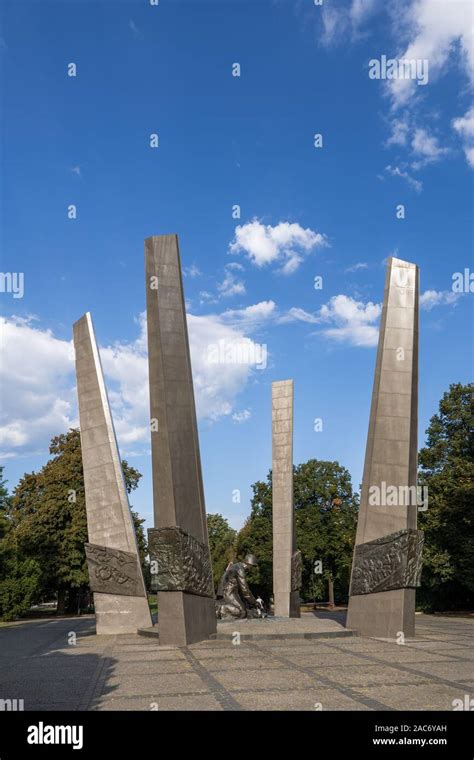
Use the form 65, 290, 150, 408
0, 614, 472, 711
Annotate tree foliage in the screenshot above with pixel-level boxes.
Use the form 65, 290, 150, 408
207, 513, 236, 590
0, 467, 42, 621
236, 459, 359, 604
2, 429, 146, 618
417, 383, 474, 611
2, 381, 471, 620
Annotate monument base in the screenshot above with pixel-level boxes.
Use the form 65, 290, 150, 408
274, 591, 301, 618
346, 588, 416, 639
94, 593, 152, 635
138, 612, 356, 642
157, 592, 217, 646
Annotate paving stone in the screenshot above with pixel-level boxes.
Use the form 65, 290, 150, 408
317, 664, 433, 687
407, 661, 474, 681
367, 649, 459, 664
110, 660, 193, 676
201, 657, 285, 672
287, 652, 366, 667
114, 650, 186, 662
232, 687, 370, 711
212, 667, 316, 691
97, 694, 223, 711
355, 683, 467, 711
185, 647, 254, 660
1, 613, 472, 711
106, 672, 209, 697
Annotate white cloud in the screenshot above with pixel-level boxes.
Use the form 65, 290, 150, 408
225, 262, 244, 271
229, 219, 327, 274
96, 309, 270, 428
464, 146, 474, 167
383, 129, 448, 188
0, 316, 76, 457
322, 1, 474, 169
0, 304, 271, 459
187, 314, 262, 420
412, 127, 444, 157
453, 106, 474, 167
454, 108, 474, 139
183, 264, 202, 278
321, 6, 348, 47
411, 127, 449, 167
386, 117, 410, 147
199, 290, 218, 305
217, 268, 246, 298
316, 295, 382, 347
219, 300, 277, 328
387, 0, 474, 109
232, 409, 251, 424
278, 307, 319, 325
420, 289, 462, 310
350, 0, 378, 25
321, 0, 379, 46
71, 166, 81, 177
385, 164, 423, 192
280, 296, 382, 346
345, 262, 369, 273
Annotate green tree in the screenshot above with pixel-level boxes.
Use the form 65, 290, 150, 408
0, 467, 42, 621
207, 513, 236, 590
418, 383, 474, 611
0, 466, 10, 542
236, 459, 359, 604
7, 429, 146, 615
235, 477, 273, 601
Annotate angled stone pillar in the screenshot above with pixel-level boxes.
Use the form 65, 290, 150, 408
346, 257, 423, 639
73, 313, 152, 635
272, 380, 301, 618
145, 235, 216, 646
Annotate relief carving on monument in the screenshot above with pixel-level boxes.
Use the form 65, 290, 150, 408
148, 526, 214, 598
85, 543, 145, 597
291, 550, 302, 591
350, 528, 424, 596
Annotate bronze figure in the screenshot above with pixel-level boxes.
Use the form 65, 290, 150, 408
216, 554, 260, 619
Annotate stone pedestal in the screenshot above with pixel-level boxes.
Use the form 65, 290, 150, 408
346, 257, 423, 639
145, 235, 216, 646
73, 313, 152, 635
272, 380, 300, 618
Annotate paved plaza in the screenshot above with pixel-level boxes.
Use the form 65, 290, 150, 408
0, 613, 472, 711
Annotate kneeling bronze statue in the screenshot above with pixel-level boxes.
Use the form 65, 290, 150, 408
216, 554, 260, 620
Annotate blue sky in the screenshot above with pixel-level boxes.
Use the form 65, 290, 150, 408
1, 0, 473, 531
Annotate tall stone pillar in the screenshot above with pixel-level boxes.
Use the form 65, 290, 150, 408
73, 313, 152, 635
346, 257, 423, 639
145, 235, 217, 646
272, 380, 301, 618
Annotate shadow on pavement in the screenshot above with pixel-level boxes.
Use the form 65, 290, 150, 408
0, 617, 119, 711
